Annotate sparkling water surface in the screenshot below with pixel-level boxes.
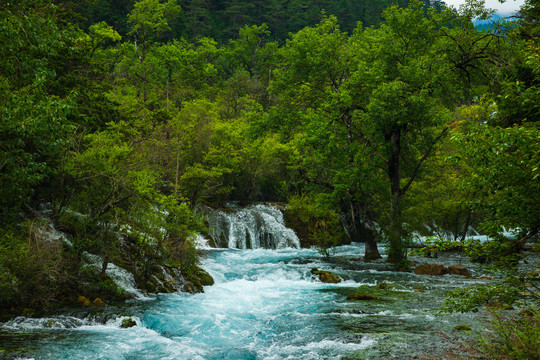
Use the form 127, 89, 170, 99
0, 244, 489, 359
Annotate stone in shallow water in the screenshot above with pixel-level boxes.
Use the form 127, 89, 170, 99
454, 324, 472, 331
311, 268, 342, 283
121, 318, 136, 328
413, 264, 448, 276
448, 264, 472, 277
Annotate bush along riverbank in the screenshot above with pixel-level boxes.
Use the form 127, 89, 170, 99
0, 210, 214, 320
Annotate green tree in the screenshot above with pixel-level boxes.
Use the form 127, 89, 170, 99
126, 0, 181, 102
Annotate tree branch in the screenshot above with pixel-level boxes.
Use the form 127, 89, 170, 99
400, 126, 449, 196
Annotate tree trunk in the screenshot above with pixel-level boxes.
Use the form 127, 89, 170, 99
345, 199, 382, 261
363, 226, 382, 261
387, 127, 405, 264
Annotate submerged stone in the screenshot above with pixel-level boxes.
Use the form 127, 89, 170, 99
347, 293, 380, 301
454, 325, 472, 331
413, 264, 448, 276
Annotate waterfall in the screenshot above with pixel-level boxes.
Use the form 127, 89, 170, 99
205, 204, 300, 249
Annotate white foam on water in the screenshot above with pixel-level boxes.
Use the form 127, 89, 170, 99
260, 337, 377, 360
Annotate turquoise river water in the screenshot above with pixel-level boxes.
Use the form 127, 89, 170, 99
0, 244, 491, 359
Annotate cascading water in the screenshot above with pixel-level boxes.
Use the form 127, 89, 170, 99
204, 204, 301, 249
1, 204, 514, 359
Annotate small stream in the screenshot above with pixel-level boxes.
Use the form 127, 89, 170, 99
0, 244, 493, 359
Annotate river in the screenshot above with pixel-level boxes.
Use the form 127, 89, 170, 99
0, 243, 489, 359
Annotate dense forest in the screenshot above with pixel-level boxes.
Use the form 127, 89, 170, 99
0, 0, 538, 336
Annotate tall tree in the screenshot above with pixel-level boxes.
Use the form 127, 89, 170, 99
126, 0, 180, 102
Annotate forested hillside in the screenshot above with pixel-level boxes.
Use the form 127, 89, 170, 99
0, 0, 538, 321
74, 0, 447, 42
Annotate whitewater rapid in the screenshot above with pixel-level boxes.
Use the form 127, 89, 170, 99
1, 244, 488, 359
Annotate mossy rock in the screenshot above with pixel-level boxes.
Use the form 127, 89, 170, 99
145, 278, 158, 294
183, 281, 203, 294
347, 293, 380, 301
414, 264, 448, 276
197, 268, 214, 286
205, 235, 217, 248
311, 268, 341, 283
413, 288, 425, 293
454, 325, 472, 331
376, 282, 394, 290
121, 317, 137, 328
448, 264, 472, 277
77, 296, 91, 307
93, 298, 105, 306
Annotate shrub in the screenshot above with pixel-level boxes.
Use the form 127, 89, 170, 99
0, 221, 75, 309
477, 311, 540, 360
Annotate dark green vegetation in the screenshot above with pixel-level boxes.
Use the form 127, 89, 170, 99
0, 0, 538, 354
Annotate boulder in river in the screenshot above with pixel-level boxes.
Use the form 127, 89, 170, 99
413, 264, 448, 276
121, 318, 137, 328
311, 268, 341, 283
447, 264, 471, 277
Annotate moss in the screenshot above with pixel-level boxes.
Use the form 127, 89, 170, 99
311, 268, 341, 283
77, 296, 91, 307
121, 318, 137, 328
376, 282, 394, 290
197, 268, 214, 286
454, 324, 472, 331
347, 293, 380, 301
93, 298, 105, 306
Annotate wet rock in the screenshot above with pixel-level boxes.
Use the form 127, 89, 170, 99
93, 298, 105, 306
121, 317, 137, 328
77, 296, 91, 307
454, 325, 472, 331
478, 276, 493, 280
346, 293, 379, 301
413, 264, 448, 276
311, 268, 341, 283
413, 288, 425, 293
146, 277, 158, 293
448, 264, 471, 277
183, 281, 203, 294
197, 268, 214, 286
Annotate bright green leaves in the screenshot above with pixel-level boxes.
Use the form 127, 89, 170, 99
0, 1, 83, 217
451, 111, 540, 235
127, 0, 181, 43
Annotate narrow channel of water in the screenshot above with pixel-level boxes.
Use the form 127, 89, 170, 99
0, 244, 491, 359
